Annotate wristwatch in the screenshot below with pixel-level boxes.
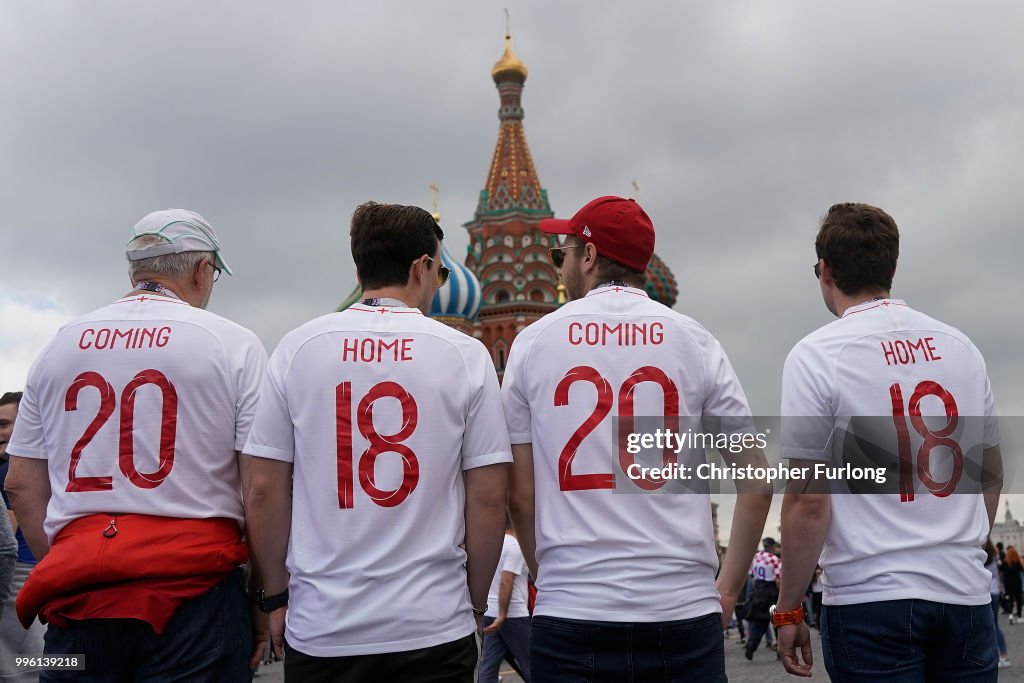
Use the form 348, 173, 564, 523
257, 588, 289, 613
769, 604, 805, 627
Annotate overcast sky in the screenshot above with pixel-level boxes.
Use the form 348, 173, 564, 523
2, 2, 1021, 539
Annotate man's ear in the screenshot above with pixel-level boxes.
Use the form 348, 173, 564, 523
192, 260, 206, 291
582, 242, 599, 271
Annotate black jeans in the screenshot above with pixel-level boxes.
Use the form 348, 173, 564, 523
530, 612, 726, 683
284, 633, 477, 683
41, 569, 252, 682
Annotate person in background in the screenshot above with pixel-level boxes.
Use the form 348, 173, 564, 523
478, 517, 531, 683
986, 539, 1011, 667
1004, 547, 1023, 624
0, 391, 43, 680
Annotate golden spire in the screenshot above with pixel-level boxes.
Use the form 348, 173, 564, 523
556, 280, 568, 305
429, 183, 440, 223
631, 179, 640, 201
492, 9, 528, 84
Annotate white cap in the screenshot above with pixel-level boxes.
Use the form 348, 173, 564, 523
126, 209, 232, 275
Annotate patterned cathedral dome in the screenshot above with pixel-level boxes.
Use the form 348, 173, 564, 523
644, 252, 678, 308
430, 241, 482, 319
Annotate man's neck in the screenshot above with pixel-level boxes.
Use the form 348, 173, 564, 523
360, 286, 418, 308
128, 277, 185, 300
833, 290, 891, 317
585, 278, 644, 293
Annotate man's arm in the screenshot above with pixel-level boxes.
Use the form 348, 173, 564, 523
482, 570, 515, 634
242, 454, 293, 658
715, 446, 773, 625
507, 443, 537, 579
983, 445, 1003, 531
465, 463, 508, 619
777, 463, 830, 678
4, 456, 51, 560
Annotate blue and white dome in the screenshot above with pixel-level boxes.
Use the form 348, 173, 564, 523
431, 242, 482, 319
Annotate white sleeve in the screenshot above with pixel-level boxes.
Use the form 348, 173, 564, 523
699, 338, 756, 437
233, 331, 269, 452
780, 343, 835, 461
978, 353, 1001, 449
502, 540, 527, 576
6, 356, 48, 460
242, 342, 295, 462
500, 336, 533, 445
460, 342, 513, 470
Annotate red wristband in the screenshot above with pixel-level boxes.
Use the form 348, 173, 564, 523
771, 605, 804, 626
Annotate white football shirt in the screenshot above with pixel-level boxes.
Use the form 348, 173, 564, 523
485, 533, 530, 619
781, 299, 1000, 607
243, 303, 512, 656
502, 284, 756, 622
7, 293, 267, 543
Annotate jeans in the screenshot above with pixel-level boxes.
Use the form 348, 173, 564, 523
530, 612, 725, 683
991, 595, 1007, 655
41, 569, 252, 683
821, 599, 997, 682
478, 616, 530, 683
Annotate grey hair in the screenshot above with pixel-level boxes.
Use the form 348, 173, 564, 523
127, 235, 215, 280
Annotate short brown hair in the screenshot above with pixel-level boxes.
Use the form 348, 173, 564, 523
816, 203, 899, 295
0, 392, 21, 407
567, 236, 646, 289
350, 202, 444, 290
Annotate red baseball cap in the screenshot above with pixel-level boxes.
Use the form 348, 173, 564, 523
539, 196, 655, 272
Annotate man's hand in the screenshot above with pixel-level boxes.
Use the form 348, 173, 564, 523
778, 622, 813, 677
269, 607, 286, 660
249, 607, 270, 671
717, 588, 738, 630
482, 615, 505, 635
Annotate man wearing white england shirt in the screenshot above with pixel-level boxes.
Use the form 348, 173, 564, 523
243, 202, 510, 682
502, 195, 772, 682
776, 203, 1003, 681
4, 209, 267, 681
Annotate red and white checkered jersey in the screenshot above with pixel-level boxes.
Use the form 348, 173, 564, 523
502, 285, 756, 622
749, 550, 781, 582
244, 303, 512, 656
7, 294, 266, 542
781, 299, 1000, 606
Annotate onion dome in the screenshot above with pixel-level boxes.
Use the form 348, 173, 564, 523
431, 241, 482, 320
644, 252, 678, 308
491, 34, 528, 85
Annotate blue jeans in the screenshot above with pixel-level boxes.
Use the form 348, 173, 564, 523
530, 613, 725, 683
478, 616, 530, 683
821, 599, 997, 682
991, 595, 1007, 655
41, 569, 252, 682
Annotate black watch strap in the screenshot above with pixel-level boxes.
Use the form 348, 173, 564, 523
257, 588, 289, 613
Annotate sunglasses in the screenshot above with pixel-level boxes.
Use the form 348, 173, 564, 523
813, 261, 821, 279
549, 244, 580, 268
202, 258, 222, 282
425, 256, 450, 287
